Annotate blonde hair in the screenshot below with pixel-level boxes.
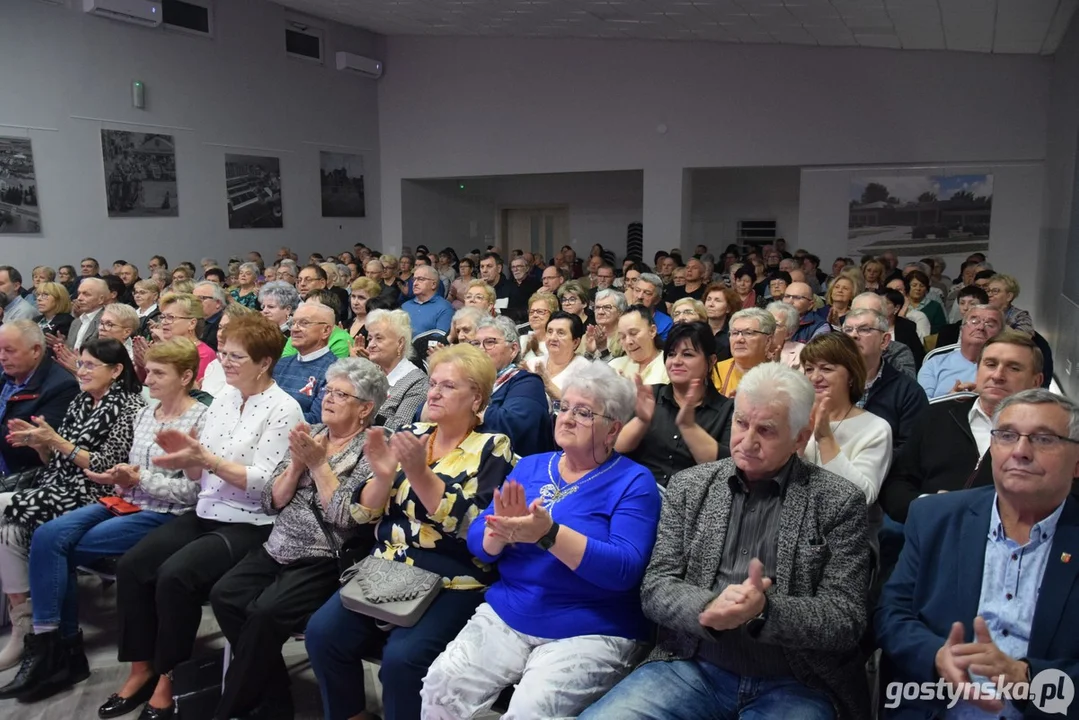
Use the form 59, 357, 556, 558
826, 268, 865, 304
528, 291, 559, 314
466, 280, 496, 306
160, 293, 205, 320
427, 343, 496, 412
170, 279, 195, 295
989, 273, 1021, 300
144, 338, 200, 389
134, 279, 160, 297
672, 297, 707, 321
36, 282, 72, 315
103, 303, 139, 332
350, 277, 382, 297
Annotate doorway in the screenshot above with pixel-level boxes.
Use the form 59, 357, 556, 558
501, 207, 570, 262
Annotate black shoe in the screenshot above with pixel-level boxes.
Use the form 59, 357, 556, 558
136, 703, 175, 720
18, 630, 93, 702
0, 630, 64, 700
98, 675, 159, 719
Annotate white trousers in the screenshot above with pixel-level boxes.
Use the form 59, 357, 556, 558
0, 493, 29, 595
421, 602, 646, 720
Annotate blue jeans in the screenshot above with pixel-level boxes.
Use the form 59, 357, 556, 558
304, 587, 484, 720
28, 503, 175, 638
579, 659, 836, 720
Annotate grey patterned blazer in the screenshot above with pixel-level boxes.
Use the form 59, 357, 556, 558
377, 366, 428, 431
641, 456, 872, 720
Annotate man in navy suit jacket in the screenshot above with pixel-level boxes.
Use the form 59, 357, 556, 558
876, 389, 1079, 719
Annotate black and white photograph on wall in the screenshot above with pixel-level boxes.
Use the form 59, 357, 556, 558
848, 173, 992, 258
101, 129, 179, 217
0, 137, 40, 234
225, 153, 283, 229
320, 151, 365, 217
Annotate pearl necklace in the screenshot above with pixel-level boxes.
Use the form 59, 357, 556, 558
539, 452, 621, 511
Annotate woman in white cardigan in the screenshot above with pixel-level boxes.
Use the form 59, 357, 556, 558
800, 332, 892, 504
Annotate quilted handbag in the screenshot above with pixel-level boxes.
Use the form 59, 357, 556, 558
340, 555, 442, 628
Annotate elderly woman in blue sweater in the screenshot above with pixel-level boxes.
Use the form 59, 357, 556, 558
421, 361, 661, 719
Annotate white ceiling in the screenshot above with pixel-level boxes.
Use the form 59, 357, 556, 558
274, 0, 1078, 54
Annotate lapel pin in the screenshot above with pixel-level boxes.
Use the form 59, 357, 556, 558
1062, 553, 1072, 564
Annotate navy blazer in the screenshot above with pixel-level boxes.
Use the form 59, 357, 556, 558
875, 486, 1079, 718
480, 370, 554, 457
0, 355, 80, 474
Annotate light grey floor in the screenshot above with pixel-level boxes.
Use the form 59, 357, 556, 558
0, 572, 384, 720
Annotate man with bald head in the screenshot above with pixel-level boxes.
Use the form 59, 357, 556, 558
783, 282, 829, 343
402, 265, 453, 335
65, 277, 109, 350
272, 301, 337, 423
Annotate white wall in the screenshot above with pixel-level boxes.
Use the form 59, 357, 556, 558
799, 163, 1045, 325
401, 171, 642, 259
1038, 13, 1079, 392
0, 0, 381, 271
689, 167, 801, 251
378, 36, 1052, 262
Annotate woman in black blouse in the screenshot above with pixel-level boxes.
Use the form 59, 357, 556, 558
614, 322, 734, 488
35, 282, 74, 341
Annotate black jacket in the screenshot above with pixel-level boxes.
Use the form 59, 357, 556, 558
0, 355, 80, 474
936, 321, 960, 348
862, 361, 928, 457
878, 396, 992, 523
893, 316, 925, 370
201, 311, 222, 351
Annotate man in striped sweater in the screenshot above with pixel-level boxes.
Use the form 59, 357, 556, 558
272, 302, 336, 423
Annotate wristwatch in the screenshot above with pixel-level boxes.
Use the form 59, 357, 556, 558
536, 521, 560, 550
746, 595, 770, 638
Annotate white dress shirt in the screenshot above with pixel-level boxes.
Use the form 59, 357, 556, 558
387, 357, 422, 386
74, 307, 103, 350
196, 382, 303, 525
968, 397, 994, 457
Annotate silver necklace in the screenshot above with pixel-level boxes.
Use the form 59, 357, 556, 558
539, 452, 620, 510
812, 404, 855, 466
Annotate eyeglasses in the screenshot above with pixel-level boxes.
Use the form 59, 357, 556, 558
529, 309, 551, 317
965, 317, 1001, 329
782, 293, 812, 303
160, 314, 193, 324
729, 329, 770, 338
464, 294, 488, 302
986, 288, 1004, 296
673, 309, 700, 319
324, 387, 360, 403
99, 320, 121, 331
842, 326, 883, 337
292, 319, 330, 330
75, 360, 108, 371
555, 402, 612, 425
468, 338, 504, 349
428, 380, 463, 394
595, 304, 617, 312
990, 429, 1079, 449
217, 351, 250, 366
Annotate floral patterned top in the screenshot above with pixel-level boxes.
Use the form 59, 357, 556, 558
349, 423, 515, 590
230, 288, 261, 310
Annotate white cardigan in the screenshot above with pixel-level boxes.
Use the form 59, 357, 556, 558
804, 410, 893, 504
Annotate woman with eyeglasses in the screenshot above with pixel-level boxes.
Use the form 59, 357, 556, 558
985, 273, 1034, 335
230, 262, 262, 311
1, 340, 208, 701
199, 304, 255, 398
609, 306, 669, 385
670, 297, 707, 324
156, 293, 215, 382
305, 344, 514, 720
209, 358, 388, 720
448, 257, 475, 310
132, 280, 161, 340
521, 292, 559, 365
711, 307, 776, 398
365, 309, 428, 431
464, 280, 496, 317
421, 361, 659, 719
801, 332, 892, 505
766, 301, 805, 369
616, 322, 733, 488
35, 282, 74, 341
105, 314, 302, 720
526, 311, 591, 404
0, 339, 144, 673
587, 289, 626, 362
557, 281, 594, 328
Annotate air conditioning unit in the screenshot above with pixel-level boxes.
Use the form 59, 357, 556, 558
335, 51, 383, 79
83, 0, 163, 27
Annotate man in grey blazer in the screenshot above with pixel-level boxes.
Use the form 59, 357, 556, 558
61, 277, 109, 351
582, 362, 872, 720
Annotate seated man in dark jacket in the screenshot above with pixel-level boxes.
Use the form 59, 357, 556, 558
0, 320, 80, 475
841, 309, 928, 456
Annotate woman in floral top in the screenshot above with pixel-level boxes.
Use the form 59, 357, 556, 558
229, 262, 261, 310
305, 344, 515, 720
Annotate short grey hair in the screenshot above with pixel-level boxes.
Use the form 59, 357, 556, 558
730, 307, 776, 336
195, 281, 228, 307
201, 257, 219, 267
279, 259, 298, 273
103, 303, 139, 331
637, 272, 663, 291
736, 363, 816, 440
239, 262, 261, 278
561, 360, 636, 424
367, 308, 413, 346
844, 308, 888, 332
365, 259, 384, 273
778, 258, 798, 272
336, 263, 350, 282
324, 357, 390, 418
258, 280, 301, 312
965, 304, 1004, 324
413, 264, 439, 282
765, 301, 799, 335
1, 319, 45, 350
932, 256, 946, 273
452, 306, 485, 328
905, 261, 931, 276
477, 316, 521, 363
994, 389, 1079, 441
595, 289, 628, 313
852, 291, 887, 315
974, 262, 994, 273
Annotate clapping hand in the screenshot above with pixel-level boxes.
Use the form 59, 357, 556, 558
132, 336, 149, 369
289, 423, 329, 469
633, 373, 655, 424
153, 427, 206, 470
675, 378, 704, 428
86, 463, 140, 489
7, 415, 59, 451
492, 480, 530, 518
350, 334, 368, 359
948, 617, 1027, 711
53, 343, 79, 375
44, 332, 65, 351
390, 431, 429, 479
486, 497, 554, 545
364, 430, 400, 485
699, 558, 772, 631
811, 395, 834, 441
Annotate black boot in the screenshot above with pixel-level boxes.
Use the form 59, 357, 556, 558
0, 630, 63, 700
20, 630, 93, 702
62, 630, 91, 686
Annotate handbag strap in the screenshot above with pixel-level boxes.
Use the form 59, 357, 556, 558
309, 490, 341, 560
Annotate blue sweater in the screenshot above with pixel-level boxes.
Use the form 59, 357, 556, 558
272, 351, 337, 423
479, 371, 555, 457
468, 452, 661, 641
